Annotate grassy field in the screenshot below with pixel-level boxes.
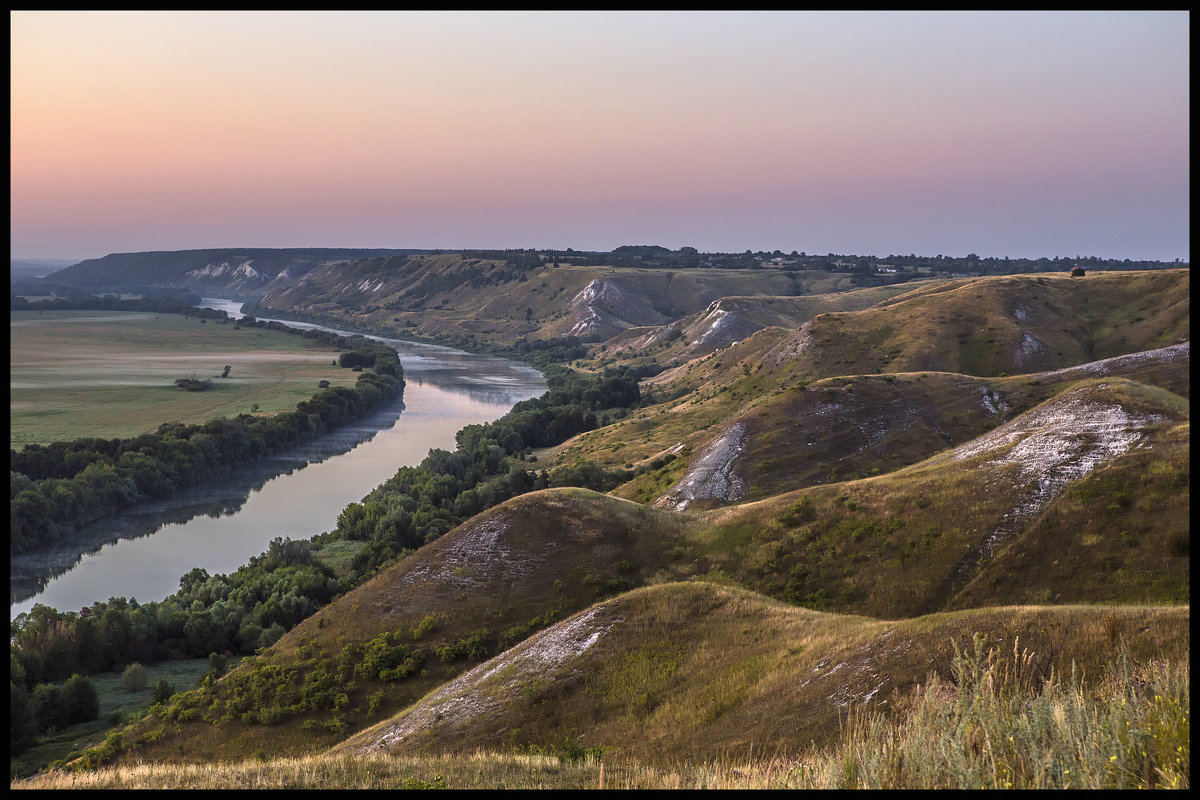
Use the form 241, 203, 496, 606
10, 311, 362, 448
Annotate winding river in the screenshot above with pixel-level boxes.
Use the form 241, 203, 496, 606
10, 301, 546, 619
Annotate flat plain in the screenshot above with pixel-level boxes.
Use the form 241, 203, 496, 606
9, 311, 358, 448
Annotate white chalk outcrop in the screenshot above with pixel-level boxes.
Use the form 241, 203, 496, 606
356, 606, 621, 755
946, 384, 1168, 562
564, 278, 668, 338
184, 260, 268, 287
654, 423, 748, 510
684, 301, 763, 353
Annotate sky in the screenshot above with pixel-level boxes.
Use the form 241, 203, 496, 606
10, 10, 1190, 263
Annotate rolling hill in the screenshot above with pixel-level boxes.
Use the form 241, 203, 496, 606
13, 262, 1188, 789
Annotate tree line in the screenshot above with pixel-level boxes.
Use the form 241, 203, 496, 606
449, 246, 1184, 275
11, 289, 226, 317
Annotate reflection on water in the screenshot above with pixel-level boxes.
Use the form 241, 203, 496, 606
10, 302, 546, 618
9, 400, 405, 606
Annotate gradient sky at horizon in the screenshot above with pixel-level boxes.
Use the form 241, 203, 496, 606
10, 10, 1190, 263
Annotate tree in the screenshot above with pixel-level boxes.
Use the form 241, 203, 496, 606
60, 674, 100, 725
10, 681, 36, 754
221, 365, 232, 378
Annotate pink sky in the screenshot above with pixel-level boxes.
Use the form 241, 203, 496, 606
10, 11, 1190, 262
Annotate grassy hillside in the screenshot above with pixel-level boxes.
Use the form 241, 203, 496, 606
333, 584, 1188, 765
762, 270, 1189, 379
86, 374, 1187, 768
18, 591, 1187, 788
602, 280, 945, 364
553, 338, 1188, 509
691, 380, 1189, 619
15, 266, 1188, 788
98, 491, 700, 764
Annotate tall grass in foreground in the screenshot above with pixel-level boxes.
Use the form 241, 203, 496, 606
13, 638, 1187, 789
801, 635, 1189, 789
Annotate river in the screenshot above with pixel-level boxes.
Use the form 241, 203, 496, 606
9, 300, 546, 619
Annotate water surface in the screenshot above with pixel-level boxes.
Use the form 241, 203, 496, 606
10, 301, 545, 618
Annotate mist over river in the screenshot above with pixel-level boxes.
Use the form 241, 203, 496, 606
10, 300, 546, 619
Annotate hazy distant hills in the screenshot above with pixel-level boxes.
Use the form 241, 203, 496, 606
10, 259, 81, 285
35, 247, 916, 345
97, 262, 1188, 772
41, 248, 427, 294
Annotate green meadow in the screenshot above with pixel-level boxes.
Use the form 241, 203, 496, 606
10, 311, 359, 449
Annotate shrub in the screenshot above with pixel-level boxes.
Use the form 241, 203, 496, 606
60, 674, 100, 725
208, 652, 228, 677
301, 666, 351, 711
355, 632, 426, 682
437, 629, 492, 663
174, 377, 214, 392
121, 663, 148, 692
411, 615, 440, 641
222, 664, 302, 725
151, 677, 176, 705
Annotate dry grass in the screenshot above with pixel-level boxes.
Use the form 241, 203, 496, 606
15, 614, 1187, 789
